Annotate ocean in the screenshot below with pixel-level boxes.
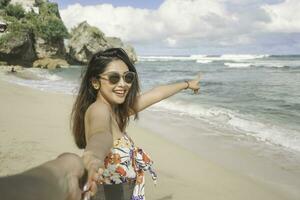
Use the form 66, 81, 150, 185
1, 54, 300, 194
2, 54, 299, 152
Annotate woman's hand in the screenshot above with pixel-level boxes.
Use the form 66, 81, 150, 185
187, 73, 201, 94
82, 151, 104, 200
56, 153, 85, 200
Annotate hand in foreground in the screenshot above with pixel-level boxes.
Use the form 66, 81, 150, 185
82, 151, 104, 200
0, 153, 85, 200
56, 153, 85, 200
187, 72, 201, 94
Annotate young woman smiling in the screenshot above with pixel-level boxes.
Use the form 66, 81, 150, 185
70, 48, 200, 200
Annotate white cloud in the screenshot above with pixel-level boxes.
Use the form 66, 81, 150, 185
60, 4, 161, 42
59, 0, 300, 54
157, 0, 235, 37
261, 0, 300, 32
164, 37, 177, 47
60, 0, 237, 44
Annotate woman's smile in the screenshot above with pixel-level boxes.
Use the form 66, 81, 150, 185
113, 89, 127, 97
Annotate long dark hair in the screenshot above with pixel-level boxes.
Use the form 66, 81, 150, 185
70, 48, 140, 149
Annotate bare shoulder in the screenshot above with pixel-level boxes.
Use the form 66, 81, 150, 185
85, 102, 112, 139
86, 102, 111, 122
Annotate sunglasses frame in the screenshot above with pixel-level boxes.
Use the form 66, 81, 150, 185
98, 71, 136, 85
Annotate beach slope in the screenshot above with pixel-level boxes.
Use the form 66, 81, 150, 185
0, 80, 291, 200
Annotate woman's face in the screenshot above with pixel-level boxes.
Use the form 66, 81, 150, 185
97, 59, 132, 105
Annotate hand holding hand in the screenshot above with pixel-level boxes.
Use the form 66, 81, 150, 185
56, 153, 85, 200
82, 152, 104, 200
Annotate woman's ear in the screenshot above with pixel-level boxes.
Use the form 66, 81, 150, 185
91, 78, 100, 90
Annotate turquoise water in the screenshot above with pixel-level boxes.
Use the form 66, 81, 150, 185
1, 54, 300, 152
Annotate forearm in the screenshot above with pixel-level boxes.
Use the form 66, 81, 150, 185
154, 81, 188, 100
0, 160, 65, 200
133, 81, 188, 113
83, 133, 113, 169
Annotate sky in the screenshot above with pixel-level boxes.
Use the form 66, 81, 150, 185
50, 0, 300, 55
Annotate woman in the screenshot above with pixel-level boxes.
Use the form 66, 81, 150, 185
71, 48, 200, 200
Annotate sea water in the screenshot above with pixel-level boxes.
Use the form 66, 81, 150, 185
1, 54, 299, 152
137, 55, 300, 152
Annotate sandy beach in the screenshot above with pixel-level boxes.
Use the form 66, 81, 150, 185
0, 79, 296, 200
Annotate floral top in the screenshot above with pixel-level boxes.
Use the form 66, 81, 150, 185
101, 134, 157, 200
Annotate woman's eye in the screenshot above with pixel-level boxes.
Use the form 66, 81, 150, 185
125, 74, 134, 82
109, 75, 120, 83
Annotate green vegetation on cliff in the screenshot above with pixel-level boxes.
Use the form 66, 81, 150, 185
0, 15, 30, 47
0, 0, 10, 9
5, 3, 25, 19
0, 0, 68, 43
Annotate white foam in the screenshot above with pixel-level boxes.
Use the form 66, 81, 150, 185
138, 56, 193, 62
150, 99, 300, 152
138, 54, 270, 63
228, 117, 300, 152
189, 54, 208, 59
224, 60, 300, 68
0, 68, 76, 94
220, 54, 269, 61
25, 68, 62, 81
224, 62, 252, 68
196, 59, 213, 63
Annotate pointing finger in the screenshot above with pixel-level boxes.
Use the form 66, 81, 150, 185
196, 72, 201, 81
193, 89, 199, 95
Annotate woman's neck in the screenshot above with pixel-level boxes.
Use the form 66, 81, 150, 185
96, 94, 116, 111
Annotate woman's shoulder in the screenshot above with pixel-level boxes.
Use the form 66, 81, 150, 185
85, 101, 112, 138
85, 101, 112, 122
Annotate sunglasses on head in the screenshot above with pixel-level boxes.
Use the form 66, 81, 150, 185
98, 71, 136, 85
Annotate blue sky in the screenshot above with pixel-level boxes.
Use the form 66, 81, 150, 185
50, 0, 164, 9
50, 0, 300, 55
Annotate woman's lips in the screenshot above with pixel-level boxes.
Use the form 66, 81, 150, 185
113, 90, 126, 97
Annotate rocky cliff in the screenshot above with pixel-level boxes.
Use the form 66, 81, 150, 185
0, 0, 69, 68
67, 21, 137, 64
0, 0, 137, 69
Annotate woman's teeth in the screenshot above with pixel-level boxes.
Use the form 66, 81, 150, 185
114, 90, 125, 94
114, 90, 126, 97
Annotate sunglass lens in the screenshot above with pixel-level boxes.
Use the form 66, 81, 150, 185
109, 74, 121, 84
124, 72, 135, 83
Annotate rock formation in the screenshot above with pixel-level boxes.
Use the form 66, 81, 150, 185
67, 21, 137, 64
33, 58, 68, 69
0, 28, 36, 66
0, 0, 68, 68
0, 1, 137, 69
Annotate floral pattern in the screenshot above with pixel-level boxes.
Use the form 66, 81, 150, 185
101, 134, 157, 200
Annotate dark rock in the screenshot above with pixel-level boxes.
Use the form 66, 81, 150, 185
33, 57, 69, 69
0, 31, 36, 67
34, 36, 66, 59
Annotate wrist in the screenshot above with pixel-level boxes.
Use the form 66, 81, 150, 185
184, 80, 190, 89
83, 151, 102, 169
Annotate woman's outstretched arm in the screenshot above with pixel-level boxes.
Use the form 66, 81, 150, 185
82, 102, 113, 198
132, 73, 201, 114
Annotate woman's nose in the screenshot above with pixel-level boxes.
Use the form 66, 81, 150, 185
117, 76, 126, 86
